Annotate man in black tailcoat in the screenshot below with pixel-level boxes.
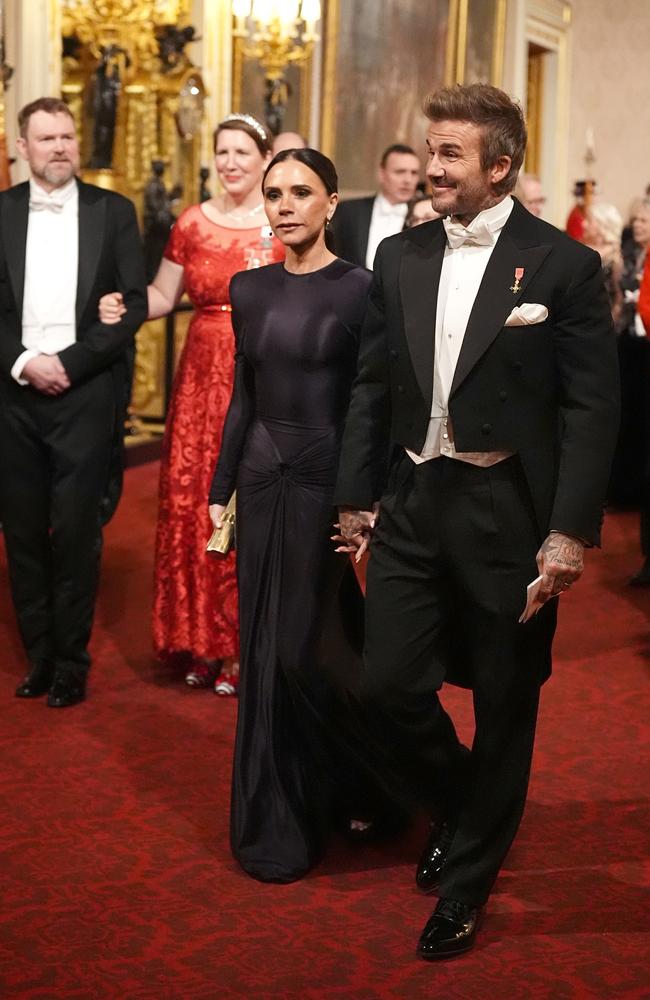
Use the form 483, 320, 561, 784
330, 143, 420, 268
0, 97, 147, 707
334, 84, 619, 958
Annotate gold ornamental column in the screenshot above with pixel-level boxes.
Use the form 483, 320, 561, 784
61, 0, 173, 203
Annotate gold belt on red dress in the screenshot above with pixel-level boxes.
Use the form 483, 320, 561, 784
200, 303, 233, 315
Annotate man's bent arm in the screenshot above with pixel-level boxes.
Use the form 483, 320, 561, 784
334, 243, 392, 510
58, 198, 147, 384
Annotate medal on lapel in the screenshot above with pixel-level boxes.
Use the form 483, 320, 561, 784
510, 267, 524, 294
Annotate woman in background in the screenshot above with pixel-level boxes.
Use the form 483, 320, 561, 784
100, 114, 284, 695
581, 200, 623, 322
404, 193, 441, 228
629, 231, 650, 585
609, 199, 650, 507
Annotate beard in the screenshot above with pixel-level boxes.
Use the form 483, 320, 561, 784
430, 177, 497, 221
35, 159, 78, 189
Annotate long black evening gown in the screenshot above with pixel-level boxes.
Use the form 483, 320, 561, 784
210, 258, 373, 882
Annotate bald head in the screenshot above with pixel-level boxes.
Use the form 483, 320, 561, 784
272, 131, 308, 155
515, 173, 546, 217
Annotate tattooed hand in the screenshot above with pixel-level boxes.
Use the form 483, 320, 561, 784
332, 506, 379, 563
536, 531, 585, 603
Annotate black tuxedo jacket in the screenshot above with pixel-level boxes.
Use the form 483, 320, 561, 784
330, 196, 375, 267
334, 198, 620, 546
0, 178, 147, 520
0, 178, 146, 387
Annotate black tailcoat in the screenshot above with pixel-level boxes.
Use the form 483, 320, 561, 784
330, 196, 375, 268
335, 198, 620, 545
333, 198, 620, 906
0, 178, 146, 676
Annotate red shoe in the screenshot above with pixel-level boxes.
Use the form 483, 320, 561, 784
214, 665, 239, 697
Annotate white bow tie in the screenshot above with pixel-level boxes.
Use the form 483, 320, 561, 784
443, 216, 494, 249
29, 194, 65, 213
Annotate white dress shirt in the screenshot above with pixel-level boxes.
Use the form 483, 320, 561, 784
408, 196, 515, 468
366, 194, 408, 270
12, 177, 79, 384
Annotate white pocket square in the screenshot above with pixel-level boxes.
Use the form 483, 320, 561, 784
504, 303, 549, 326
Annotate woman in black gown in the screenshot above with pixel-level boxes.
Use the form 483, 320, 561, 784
208, 149, 374, 882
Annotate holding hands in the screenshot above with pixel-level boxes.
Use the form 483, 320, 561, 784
333, 505, 379, 563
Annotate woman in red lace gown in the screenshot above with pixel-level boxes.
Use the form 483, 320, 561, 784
100, 114, 283, 693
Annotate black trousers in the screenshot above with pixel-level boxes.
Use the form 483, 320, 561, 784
0, 372, 115, 679
362, 454, 557, 907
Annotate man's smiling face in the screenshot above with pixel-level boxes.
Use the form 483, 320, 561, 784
425, 119, 506, 223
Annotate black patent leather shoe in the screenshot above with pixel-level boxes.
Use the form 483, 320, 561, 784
47, 675, 86, 708
415, 819, 455, 892
417, 897, 482, 960
15, 663, 55, 699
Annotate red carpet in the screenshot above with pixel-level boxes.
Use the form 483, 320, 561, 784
0, 462, 648, 999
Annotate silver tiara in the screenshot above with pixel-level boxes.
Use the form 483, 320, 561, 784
219, 113, 268, 143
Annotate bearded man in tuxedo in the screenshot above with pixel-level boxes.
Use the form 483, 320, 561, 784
0, 98, 146, 707
335, 84, 619, 958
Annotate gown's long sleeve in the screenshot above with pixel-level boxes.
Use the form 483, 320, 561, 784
209, 279, 255, 504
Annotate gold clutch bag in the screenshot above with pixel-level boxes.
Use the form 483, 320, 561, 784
206, 492, 236, 556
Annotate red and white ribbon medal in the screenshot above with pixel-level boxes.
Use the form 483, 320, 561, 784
510, 266, 524, 294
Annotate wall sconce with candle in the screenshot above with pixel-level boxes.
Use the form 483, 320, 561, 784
232, 0, 321, 134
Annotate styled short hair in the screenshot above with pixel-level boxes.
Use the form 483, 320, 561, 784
423, 84, 527, 196
380, 143, 418, 167
213, 113, 272, 158
263, 147, 338, 195
18, 98, 74, 138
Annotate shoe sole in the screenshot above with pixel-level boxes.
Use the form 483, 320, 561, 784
417, 941, 475, 961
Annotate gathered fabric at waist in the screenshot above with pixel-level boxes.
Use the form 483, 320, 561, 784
240, 418, 341, 486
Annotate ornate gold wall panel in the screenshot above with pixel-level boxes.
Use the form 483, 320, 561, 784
232, 41, 313, 136
60, 0, 205, 209
449, 0, 509, 86
319, 0, 339, 158
525, 44, 544, 175
60, 0, 210, 433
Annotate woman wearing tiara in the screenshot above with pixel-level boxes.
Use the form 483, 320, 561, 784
99, 114, 284, 694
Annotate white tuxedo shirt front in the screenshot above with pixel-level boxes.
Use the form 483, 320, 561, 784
408, 195, 515, 468
12, 177, 79, 384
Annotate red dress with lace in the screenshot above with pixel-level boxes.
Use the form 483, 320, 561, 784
152, 205, 284, 662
